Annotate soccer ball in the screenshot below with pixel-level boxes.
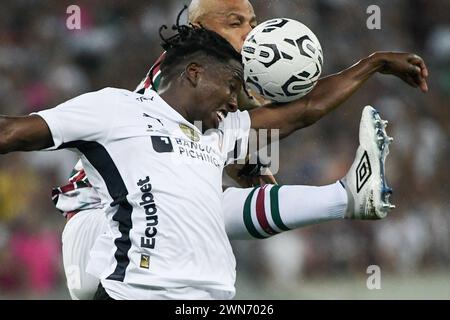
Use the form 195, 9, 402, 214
242, 18, 323, 103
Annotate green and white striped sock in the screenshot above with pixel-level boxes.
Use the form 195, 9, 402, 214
224, 182, 347, 240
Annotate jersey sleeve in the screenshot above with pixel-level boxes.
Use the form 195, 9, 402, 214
134, 52, 166, 94
33, 88, 116, 150
51, 160, 103, 217
221, 110, 251, 165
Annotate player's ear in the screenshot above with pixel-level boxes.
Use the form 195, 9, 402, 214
185, 62, 203, 88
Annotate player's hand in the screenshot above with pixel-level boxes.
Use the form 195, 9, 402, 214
374, 52, 429, 92
258, 167, 278, 186
225, 164, 278, 188
237, 87, 271, 111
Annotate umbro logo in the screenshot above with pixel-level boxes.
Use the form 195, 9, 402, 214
356, 150, 372, 193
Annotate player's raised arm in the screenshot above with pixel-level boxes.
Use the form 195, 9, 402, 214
0, 115, 54, 154
1, 88, 120, 155
249, 51, 429, 140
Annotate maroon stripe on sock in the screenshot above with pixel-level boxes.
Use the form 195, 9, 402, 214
256, 185, 278, 235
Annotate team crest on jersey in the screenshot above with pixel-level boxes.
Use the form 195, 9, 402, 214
179, 124, 200, 142
140, 254, 150, 269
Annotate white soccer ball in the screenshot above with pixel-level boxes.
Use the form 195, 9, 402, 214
242, 18, 323, 103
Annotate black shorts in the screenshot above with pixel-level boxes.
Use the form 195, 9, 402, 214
93, 283, 115, 300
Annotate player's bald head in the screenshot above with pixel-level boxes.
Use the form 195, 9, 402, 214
188, 0, 254, 23
187, 0, 257, 52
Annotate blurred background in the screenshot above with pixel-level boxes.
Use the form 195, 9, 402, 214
0, 0, 448, 299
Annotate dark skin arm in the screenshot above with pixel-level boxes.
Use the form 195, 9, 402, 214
227, 84, 278, 186
0, 115, 54, 154
249, 52, 429, 143
0, 53, 428, 173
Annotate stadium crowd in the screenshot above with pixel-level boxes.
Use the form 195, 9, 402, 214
0, 0, 448, 298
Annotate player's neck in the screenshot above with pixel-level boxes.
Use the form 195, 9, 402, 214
159, 86, 195, 125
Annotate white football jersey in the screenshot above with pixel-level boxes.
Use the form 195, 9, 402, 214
36, 87, 251, 299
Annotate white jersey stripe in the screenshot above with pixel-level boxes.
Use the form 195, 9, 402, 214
263, 185, 284, 234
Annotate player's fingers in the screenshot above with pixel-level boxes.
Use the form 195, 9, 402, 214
260, 173, 277, 185
410, 65, 428, 92
403, 74, 419, 88
419, 79, 429, 92
409, 55, 429, 78
251, 176, 261, 187
411, 64, 421, 74
419, 61, 429, 78
415, 73, 428, 92
236, 176, 255, 188
267, 175, 278, 185
260, 168, 277, 184
258, 176, 266, 186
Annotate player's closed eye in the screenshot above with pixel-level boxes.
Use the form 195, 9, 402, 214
229, 81, 240, 94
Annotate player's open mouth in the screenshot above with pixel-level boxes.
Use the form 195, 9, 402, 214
216, 110, 226, 122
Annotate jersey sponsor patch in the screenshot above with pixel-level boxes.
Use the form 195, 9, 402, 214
137, 176, 159, 250
151, 136, 174, 153
175, 137, 222, 168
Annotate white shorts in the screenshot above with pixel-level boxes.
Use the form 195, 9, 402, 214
62, 208, 108, 300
